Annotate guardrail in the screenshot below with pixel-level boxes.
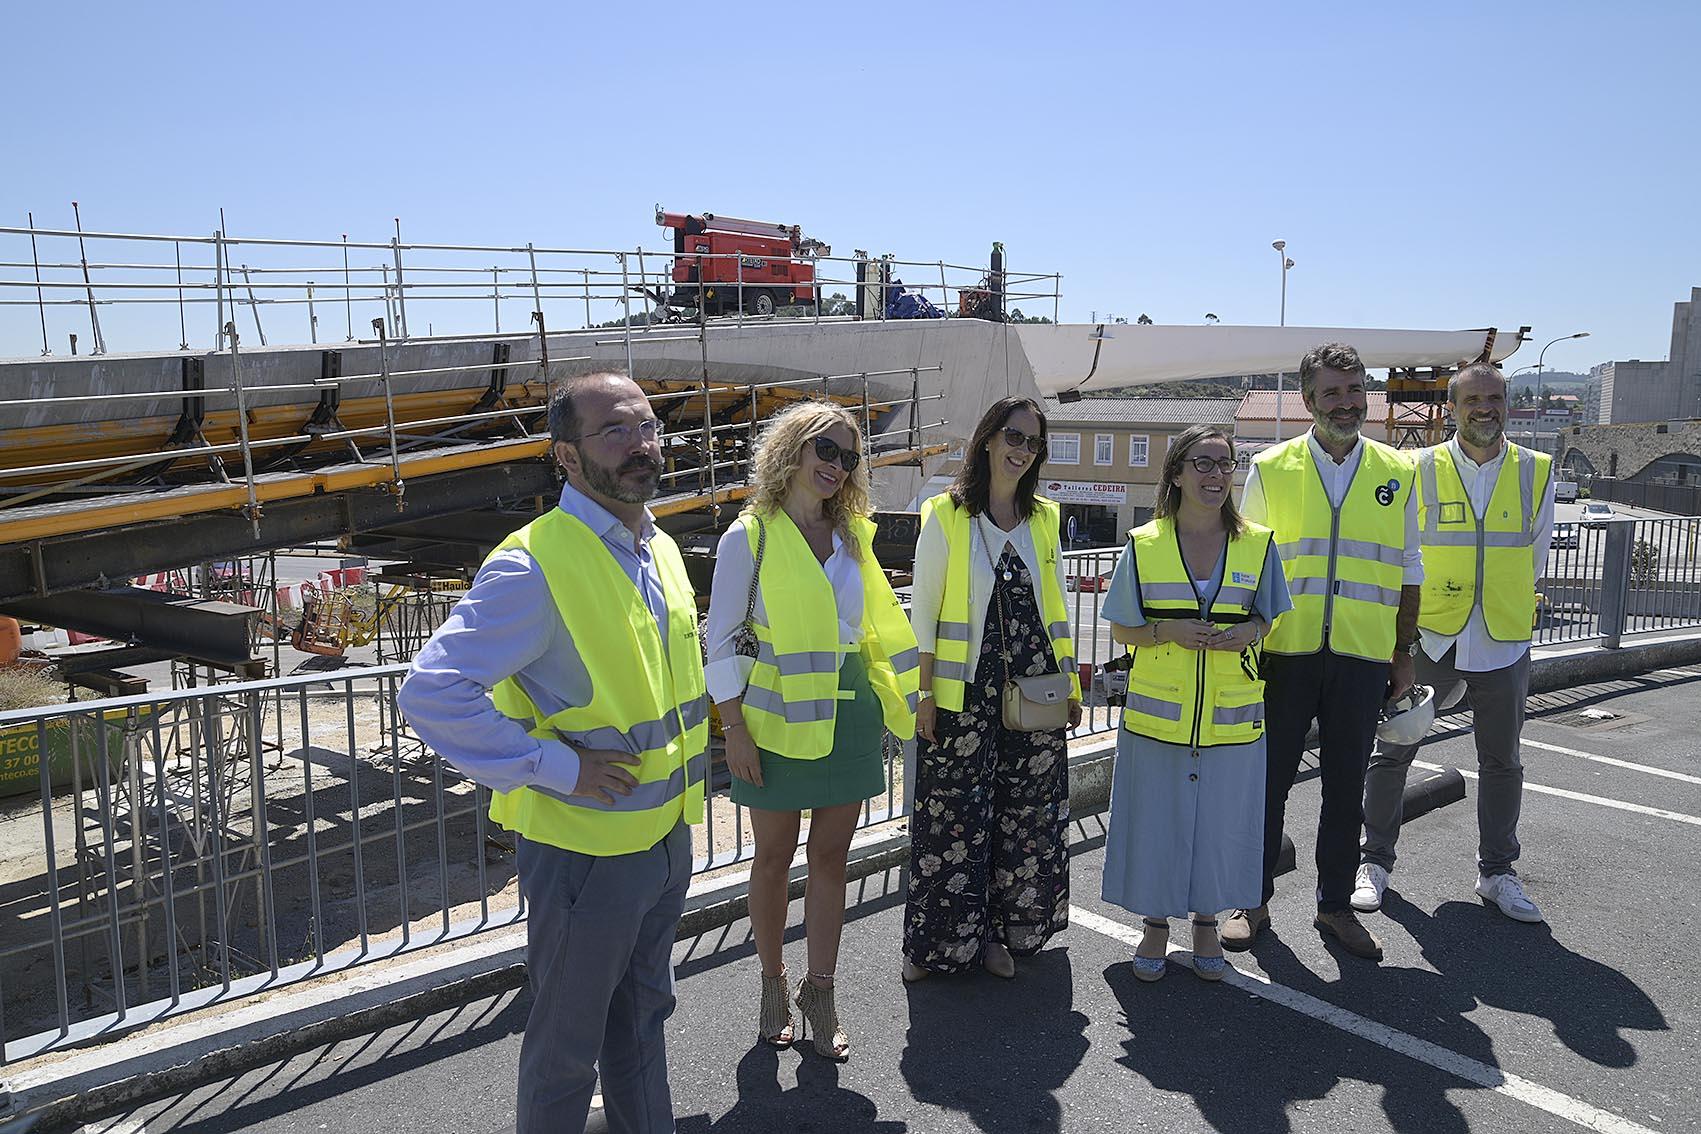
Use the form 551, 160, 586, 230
0, 657, 916, 1065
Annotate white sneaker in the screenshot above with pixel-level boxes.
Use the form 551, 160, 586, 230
1476, 873, 1544, 923
1351, 863, 1389, 912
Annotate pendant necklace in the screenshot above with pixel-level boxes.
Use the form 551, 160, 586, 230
982, 520, 1015, 582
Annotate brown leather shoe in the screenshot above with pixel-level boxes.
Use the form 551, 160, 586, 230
1314, 909, 1384, 960
1220, 906, 1269, 952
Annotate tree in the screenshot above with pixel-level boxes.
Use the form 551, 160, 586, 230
1007, 308, 1054, 324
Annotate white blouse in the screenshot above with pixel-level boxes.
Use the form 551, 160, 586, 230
910, 508, 1070, 677
705, 515, 864, 705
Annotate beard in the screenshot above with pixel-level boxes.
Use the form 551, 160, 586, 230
1457, 416, 1504, 448
1311, 407, 1365, 447
581, 450, 663, 503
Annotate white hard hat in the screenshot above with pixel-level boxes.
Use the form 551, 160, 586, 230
1377, 684, 1435, 746
1435, 680, 1468, 713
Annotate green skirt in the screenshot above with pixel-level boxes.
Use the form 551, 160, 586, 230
731, 650, 887, 811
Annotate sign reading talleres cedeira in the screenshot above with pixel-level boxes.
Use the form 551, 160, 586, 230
1043, 481, 1129, 505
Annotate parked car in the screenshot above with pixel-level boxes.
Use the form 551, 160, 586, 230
1551, 522, 1579, 550
1581, 501, 1615, 527
1554, 479, 1579, 503
1065, 572, 1111, 593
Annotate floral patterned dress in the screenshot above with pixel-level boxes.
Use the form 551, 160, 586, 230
903, 546, 1070, 971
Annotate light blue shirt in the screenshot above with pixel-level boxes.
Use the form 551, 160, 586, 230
1102, 531, 1294, 631
396, 481, 667, 799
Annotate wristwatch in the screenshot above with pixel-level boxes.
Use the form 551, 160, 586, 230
1396, 639, 1420, 658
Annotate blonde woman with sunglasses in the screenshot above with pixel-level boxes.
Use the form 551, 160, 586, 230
706, 400, 919, 1059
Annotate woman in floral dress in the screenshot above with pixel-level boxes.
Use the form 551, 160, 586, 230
903, 397, 1081, 979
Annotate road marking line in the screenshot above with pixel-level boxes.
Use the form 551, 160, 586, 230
1414, 761, 1701, 826
1070, 905, 1658, 1134
1520, 737, 1701, 785
1652, 668, 1701, 679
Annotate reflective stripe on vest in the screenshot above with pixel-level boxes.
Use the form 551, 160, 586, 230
1119, 517, 1273, 747
921, 493, 1081, 713
486, 510, 707, 856
1255, 435, 1412, 662
740, 510, 919, 758
1417, 442, 1550, 641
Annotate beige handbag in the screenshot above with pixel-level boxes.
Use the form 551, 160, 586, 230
990, 549, 1072, 732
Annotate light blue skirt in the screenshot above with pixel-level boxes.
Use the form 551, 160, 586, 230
1100, 726, 1266, 918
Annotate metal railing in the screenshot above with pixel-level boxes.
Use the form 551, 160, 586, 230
1061, 517, 1701, 657
0, 655, 930, 1065
1586, 476, 1701, 518
0, 215, 1061, 362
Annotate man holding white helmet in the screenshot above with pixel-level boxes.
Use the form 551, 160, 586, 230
1354, 361, 1555, 923
1230, 343, 1424, 962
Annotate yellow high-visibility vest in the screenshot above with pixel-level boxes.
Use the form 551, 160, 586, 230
739, 509, 919, 758
921, 493, 1081, 713
1417, 442, 1551, 641
485, 510, 707, 856
1255, 435, 1413, 662
1120, 518, 1274, 747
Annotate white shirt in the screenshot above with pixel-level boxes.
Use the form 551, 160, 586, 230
911, 509, 1069, 680
1417, 439, 1556, 672
1240, 429, 1425, 587
705, 516, 864, 705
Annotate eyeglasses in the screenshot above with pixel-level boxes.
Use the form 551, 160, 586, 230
1186, 456, 1236, 474
812, 435, 861, 472
1000, 427, 1046, 454
566, 418, 663, 446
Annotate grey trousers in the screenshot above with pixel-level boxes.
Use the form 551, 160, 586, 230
515, 822, 690, 1134
1361, 646, 1529, 878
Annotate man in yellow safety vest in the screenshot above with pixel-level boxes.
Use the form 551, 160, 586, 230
399, 372, 705, 1134
1353, 361, 1554, 924
1227, 343, 1424, 962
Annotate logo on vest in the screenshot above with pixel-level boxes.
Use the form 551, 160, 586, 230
1374, 478, 1400, 506
1231, 571, 1257, 586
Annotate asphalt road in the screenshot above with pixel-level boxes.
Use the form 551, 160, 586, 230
74, 667, 1701, 1134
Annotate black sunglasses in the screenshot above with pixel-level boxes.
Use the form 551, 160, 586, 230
812, 435, 861, 472
1000, 426, 1046, 454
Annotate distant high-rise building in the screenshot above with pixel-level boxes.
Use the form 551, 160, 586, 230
1598, 287, 1701, 424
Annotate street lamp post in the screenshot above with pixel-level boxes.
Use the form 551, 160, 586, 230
1508, 364, 1541, 443
1535, 331, 1591, 451
1272, 241, 1295, 441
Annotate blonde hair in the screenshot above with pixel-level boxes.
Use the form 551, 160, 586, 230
743, 400, 873, 557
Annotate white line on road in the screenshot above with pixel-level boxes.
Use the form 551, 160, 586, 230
1070, 905, 1658, 1134
1520, 737, 1701, 786
1414, 761, 1701, 826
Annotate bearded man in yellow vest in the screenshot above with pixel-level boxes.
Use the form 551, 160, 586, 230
399, 373, 705, 1134
1354, 362, 1555, 925
1226, 343, 1424, 962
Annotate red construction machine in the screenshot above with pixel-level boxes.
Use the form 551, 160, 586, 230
656, 207, 830, 317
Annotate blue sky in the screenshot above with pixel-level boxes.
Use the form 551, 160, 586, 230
3, 1, 1695, 372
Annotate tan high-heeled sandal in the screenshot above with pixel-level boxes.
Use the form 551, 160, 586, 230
759, 966, 794, 1047
794, 974, 849, 1060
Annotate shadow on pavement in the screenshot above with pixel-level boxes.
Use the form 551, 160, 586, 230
1241, 929, 1478, 1133
676, 1045, 904, 1134
897, 947, 1089, 1133
90, 994, 527, 1134
1383, 893, 1668, 1067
